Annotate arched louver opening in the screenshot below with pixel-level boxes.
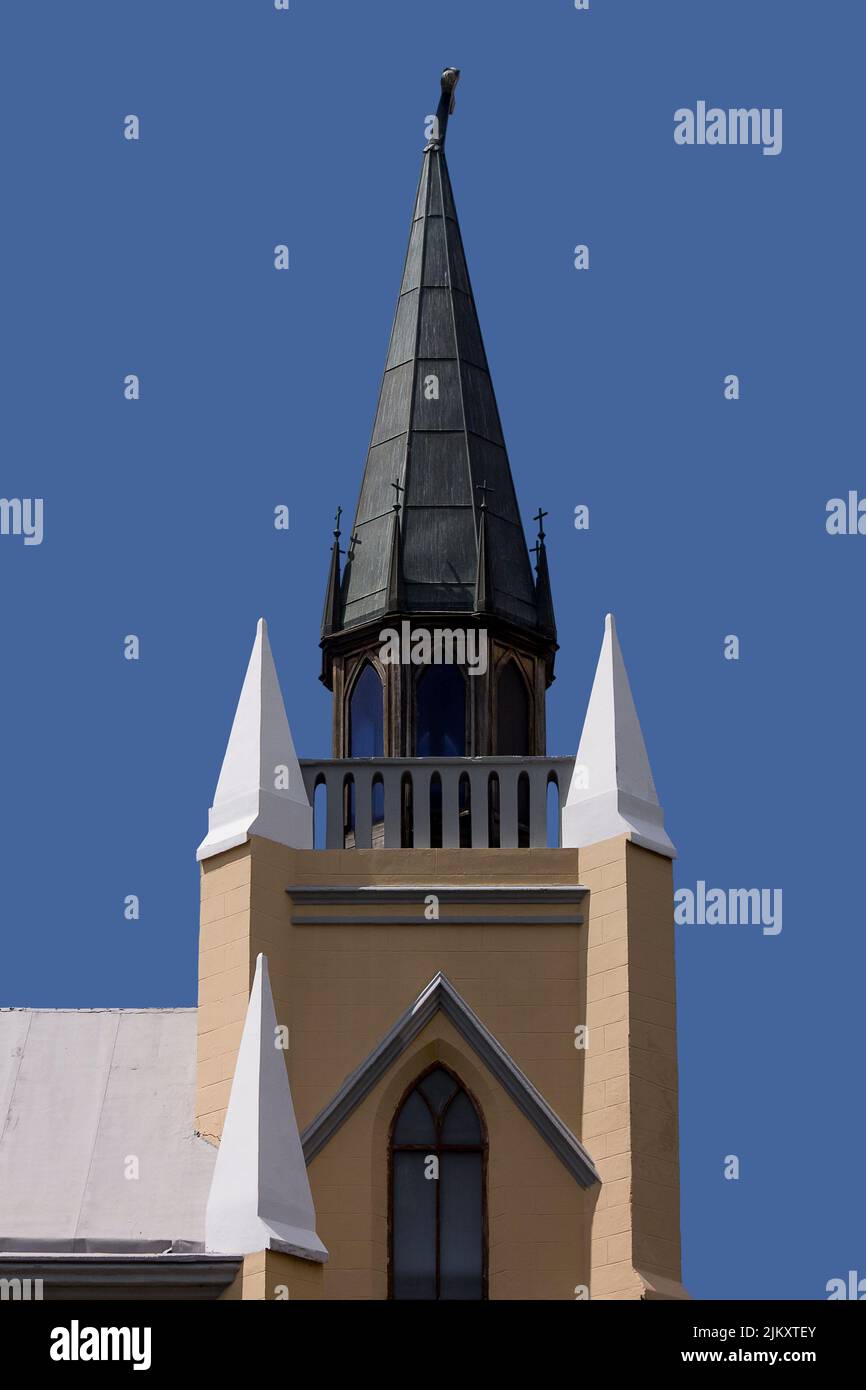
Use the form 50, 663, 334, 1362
342, 772, 355, 848
416, 665, 466, 757
487, 770, 500, 849
517, 769, 530, 848
313, 775, 327, 850
389, 1065, 486, 1300
429, 770, 443, 849
401, 770, 414, 848
458, 771, 472, 848
371, 772, 385, 845
496, 659, 530, 756
546, 770, 561, 848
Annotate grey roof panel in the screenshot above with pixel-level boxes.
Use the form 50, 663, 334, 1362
412, 157, 430, 222
355, 437, 406, 523
407, 433, 474, 507
444, 216, 471, 294
451, 289, 488, 370
417, 286, 458, 359
401, 218, 425, 294
371, 362, 413, 445
402, 507, 477, 585
343, 511, 392, 607
413, 359, 465, 432
421, 214, 450, 286
461, 361, 504, 446
385, 289, 419, 370
0, 1010, 214, 1251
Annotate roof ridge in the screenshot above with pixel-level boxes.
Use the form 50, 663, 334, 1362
0, 1006, 198, 1014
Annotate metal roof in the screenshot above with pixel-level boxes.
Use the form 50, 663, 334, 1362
326, 70, 554, 640
0, 1008, 214, 1252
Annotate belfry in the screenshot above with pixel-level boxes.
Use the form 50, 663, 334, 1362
0, 71, 688, 1303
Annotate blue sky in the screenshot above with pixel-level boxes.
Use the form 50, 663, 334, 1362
1, 1, 862, 1299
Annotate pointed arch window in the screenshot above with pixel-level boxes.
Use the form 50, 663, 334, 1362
415, 666, 466, 757
349, 662, 384, 758
389, 1065, 486, 1300
496, 659, 530, 756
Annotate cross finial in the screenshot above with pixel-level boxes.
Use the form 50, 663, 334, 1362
533, 506, 548, 542
391, 477, 405, 513
475, 478, 494, 512
333, 504, 343, 541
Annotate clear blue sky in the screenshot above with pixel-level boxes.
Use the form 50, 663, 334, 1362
1, 1, 862, 1300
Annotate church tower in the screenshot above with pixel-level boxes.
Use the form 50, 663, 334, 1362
195, 72, 688, 1302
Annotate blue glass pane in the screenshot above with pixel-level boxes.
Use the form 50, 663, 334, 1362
418, 1066, 458, 1119
392, 1152, 437, 1300
439, 1152, 484, 1299
441, 1090, 482, 1144
393, 1090, 435, 1145
349, 665, 384, 757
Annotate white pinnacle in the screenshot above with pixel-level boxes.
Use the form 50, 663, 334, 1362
561, 614, 675, 858
196, 618, 312, 861
204, 953, 327, 1262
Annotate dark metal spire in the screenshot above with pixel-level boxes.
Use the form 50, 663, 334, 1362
532, 508, 557, 640
320, 506, 344, 639
386, 478, 406, 613
325, 70, 551, 642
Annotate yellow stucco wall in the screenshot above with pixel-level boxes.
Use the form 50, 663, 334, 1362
196, 832, 686, 1300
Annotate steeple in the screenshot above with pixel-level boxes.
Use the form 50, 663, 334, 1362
197, 618, 312, 860
532, 508, 556, 640
319, 72, 558, 758
561, 614, 675, 858
473, 492, 492, 615
205, 953, 327, 1262
320, 508, 343, 639
325, 68, 550, 638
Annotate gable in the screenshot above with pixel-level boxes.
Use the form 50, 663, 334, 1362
301, 972, 599, 1188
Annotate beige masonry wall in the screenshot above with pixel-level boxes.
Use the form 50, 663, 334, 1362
307, 1013, 592, 1300
579, 834, 686, 1300
197, 839, 587, 1144
196, 831, 686, 1300
219, 1249, 324, 1301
